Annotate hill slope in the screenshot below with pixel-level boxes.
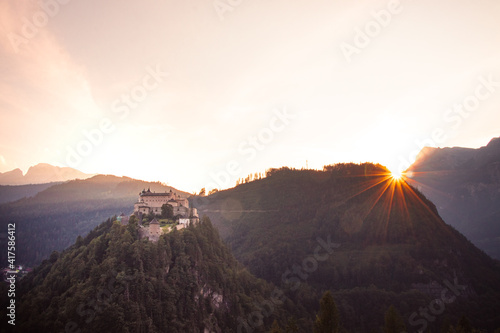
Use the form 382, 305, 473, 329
0, 183, 59, 204
0, 175, 190, 266
406, 136, 500, 259
195, 163, 500, 331
2, 217, 303, 332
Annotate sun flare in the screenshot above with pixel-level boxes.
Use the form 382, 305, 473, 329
390, 170, 403, 181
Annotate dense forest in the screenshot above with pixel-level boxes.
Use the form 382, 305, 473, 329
195, 163, 500, 331
0, 182, 58, 204
2, 214, 494, 332
1, 216, 309, 332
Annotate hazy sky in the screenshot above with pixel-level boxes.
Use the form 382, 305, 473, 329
1, 0, 499, 192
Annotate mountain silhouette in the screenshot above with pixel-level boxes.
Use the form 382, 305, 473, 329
406, 136, 500, 259
0, 163, 93, 185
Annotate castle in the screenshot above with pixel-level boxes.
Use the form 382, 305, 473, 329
134, 188, 198, 219
134, 188, 199, 242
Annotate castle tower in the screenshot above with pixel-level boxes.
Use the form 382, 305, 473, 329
148, 218, 162, 242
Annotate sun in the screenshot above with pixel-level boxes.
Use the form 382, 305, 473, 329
390, 169, 403, 181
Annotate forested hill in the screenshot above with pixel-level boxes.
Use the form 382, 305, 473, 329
0, 175, 190, 266
0, 182, 59, 204
194, 163, 500, 331
2, 217, 305, 333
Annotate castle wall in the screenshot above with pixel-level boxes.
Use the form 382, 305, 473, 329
176, 198, 189, 207
149, 223, 162, 241
141, 195, 172, 208
173, 206, 189, 217
138, 224, 163, 243
134, 190, 192, 218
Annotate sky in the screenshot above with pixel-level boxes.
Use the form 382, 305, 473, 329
0, 0, 499, 192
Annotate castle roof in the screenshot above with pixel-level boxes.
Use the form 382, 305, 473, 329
140, 192, 174, 197
150, 218, 159, 224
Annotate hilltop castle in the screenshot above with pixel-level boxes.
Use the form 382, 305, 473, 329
134, 188, 199, 242
134, 188, 198, 220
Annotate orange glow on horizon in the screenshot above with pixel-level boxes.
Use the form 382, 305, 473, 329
390, 170, 403, 181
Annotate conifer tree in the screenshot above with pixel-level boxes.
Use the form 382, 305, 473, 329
451, 315, 476, 333
285, 317, 299, 333
440, 317, 452, 333
269, 319, 283, 333
383, 305, 406, 333
313, 290, 340, 333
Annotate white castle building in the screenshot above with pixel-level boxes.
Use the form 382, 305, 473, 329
134, 188, 198, 220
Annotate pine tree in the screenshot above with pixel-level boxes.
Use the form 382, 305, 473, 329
454, 315, 473, 333
285, 317, 299, 333
313, 290, 340, 333
440, 317, 452, 333
383, 305, 406, 333
269, 319, 283, 333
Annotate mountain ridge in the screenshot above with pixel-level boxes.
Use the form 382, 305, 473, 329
0, 163, 94, 185
0, 183, 60, 204
410, 136, 500, 172
406, 135, 500, 259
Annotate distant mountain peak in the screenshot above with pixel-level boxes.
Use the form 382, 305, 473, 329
1, 168, 23, 176
0, 163, 94, 185
486, 136, 500, 149
409, 137, 500, 172
406, 134, 500, 259
30, 162, 54, 168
